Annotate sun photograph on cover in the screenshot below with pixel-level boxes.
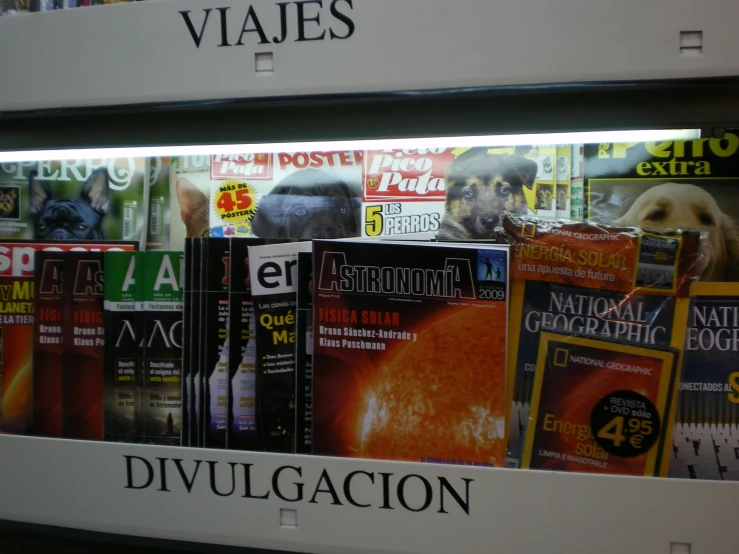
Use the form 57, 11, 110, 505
357, 306, 508, 467
312, 240, 510, 469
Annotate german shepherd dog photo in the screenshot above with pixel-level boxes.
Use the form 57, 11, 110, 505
29, 168, 110, 240
437, 148, 538, 240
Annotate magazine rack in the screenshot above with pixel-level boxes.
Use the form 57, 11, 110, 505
0, 433, 735, 554
1, 1, 739, 553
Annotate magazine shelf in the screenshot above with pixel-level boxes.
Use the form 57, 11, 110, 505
0, 433, 736, 554
0, 0, 738, 112
2, 0, 739, 553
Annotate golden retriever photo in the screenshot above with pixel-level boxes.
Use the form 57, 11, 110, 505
614, 183, 739, 282
437, 148, 537, 240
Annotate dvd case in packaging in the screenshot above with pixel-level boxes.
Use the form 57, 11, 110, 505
146, 157, 171, 251
502, 215, 701, 473
32, 251, 65, 437
104, 251, 143, 443
312, 239, 510, 466
522, 332, 680, 476
202, 239, 230, 448
670, 282, 739, 480
142, 251, 183, 445
570, 144, 584, 220
62, 251, 106, 440
555, 146, 572, 221
249, 241, 312, 453
0, 158, 149, 248
295, 250, 313, 454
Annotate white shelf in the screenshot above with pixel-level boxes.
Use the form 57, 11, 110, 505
0, 433, 735, 553
0, 0, 737, 112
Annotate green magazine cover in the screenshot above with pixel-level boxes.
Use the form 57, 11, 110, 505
142, 251, 184, 445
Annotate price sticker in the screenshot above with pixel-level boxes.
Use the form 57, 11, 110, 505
590, 390, 660, 458
213, 180, 258, 225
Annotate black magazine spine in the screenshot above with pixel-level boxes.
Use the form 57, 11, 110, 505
203, 238, 230, 449
182, 239, 192, 447
295, 251, 313, 454
192, 238, 202, 448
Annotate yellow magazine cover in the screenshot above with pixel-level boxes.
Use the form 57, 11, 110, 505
522, 332, 679, 476
502, 215, 700, 470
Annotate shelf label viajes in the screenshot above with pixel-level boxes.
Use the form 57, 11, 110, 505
179, 0, 355, 49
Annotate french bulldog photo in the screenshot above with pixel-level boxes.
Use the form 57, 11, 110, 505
29, 168, 110, 240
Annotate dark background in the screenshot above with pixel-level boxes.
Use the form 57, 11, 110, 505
1, 79, 738, 150
0, 520, 296, 554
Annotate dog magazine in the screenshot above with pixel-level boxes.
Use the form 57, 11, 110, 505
0, 158, 149, 248
311, 239, 510, 466
670, 283, 739, 480
365, 146, 557, 242
584, 132, 739, 282
502, 215, 701, 473
209, 151, 363, 241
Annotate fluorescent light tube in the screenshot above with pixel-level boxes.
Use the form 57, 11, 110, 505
0, 129, 701, 162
